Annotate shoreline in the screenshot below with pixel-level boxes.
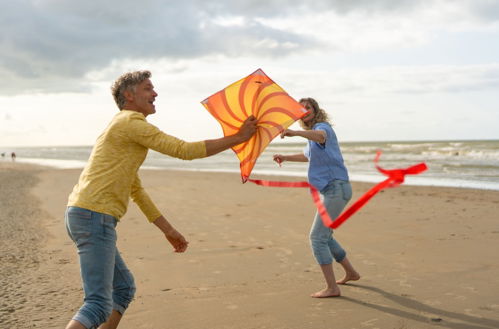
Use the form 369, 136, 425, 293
6, 157, 499, 192
2, 162, 499, 328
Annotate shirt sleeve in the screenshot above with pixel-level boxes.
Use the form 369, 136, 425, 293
128, 116, 207, 160
131, 173, 162, 223
303, 143, 310, 160
312, 123, 330, 149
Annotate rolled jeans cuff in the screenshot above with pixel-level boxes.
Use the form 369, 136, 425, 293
113, 302, 126, 315
72, 314, 93, 329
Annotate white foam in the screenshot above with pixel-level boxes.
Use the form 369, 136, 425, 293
16, 158, 86, 169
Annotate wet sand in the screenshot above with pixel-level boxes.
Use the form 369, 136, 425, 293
2, 162, 499, 328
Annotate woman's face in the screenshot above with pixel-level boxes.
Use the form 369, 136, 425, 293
300, 101, 315, 123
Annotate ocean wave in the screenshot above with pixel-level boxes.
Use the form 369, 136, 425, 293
5, 140, 499, 191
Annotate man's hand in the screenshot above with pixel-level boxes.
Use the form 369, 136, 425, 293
153, 215, 188, 252
204, 115, 258, 156
164, 228, 189, 253
236, 115, 258, 142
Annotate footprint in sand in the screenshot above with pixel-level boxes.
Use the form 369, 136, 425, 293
361, 259, 376, 266
445, 292, 467, 301
361, 318, 379, 327
462, 285, 478, 293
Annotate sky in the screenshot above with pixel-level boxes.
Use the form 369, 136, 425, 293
1, 0, 499, 147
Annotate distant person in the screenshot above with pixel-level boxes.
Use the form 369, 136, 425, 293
11, 152, 16, 161
64, 70, 257, 329
1, 152, 5, 158
273, 97, 360, 298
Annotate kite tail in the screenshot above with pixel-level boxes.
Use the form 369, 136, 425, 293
247, 152, 427, 229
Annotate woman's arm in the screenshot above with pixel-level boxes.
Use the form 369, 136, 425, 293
273, 153, 308, 164
281, 129, 326, 144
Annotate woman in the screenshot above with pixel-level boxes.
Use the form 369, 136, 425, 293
273, 97, 360, 297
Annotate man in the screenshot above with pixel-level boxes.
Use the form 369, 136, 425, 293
65, 70, 257, 329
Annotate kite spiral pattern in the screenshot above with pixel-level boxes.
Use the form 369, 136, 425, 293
202, 69, 308, 181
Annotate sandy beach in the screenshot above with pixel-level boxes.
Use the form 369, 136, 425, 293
1, 161, 499, 329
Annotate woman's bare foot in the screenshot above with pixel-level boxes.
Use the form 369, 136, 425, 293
310, 287, 341, 298
336, 271, 360, 284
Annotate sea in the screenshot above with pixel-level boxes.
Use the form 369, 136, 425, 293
2, 140, 499, 191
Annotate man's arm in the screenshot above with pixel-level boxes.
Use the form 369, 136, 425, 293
204, 116, 257, 156
129, 114, 257, 160
131, 174, 163, 222
153, 215, 188, 253
131, 175, 188, 252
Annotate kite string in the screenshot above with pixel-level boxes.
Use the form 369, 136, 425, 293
246, 152, 428, 229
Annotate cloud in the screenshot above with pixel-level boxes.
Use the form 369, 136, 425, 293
463, 0, 499, 22
278, 63, 499, 99
202, 0, 418, 16
1, 0, 498, 96
378, 64, 499, 94
0, 0, 315, 95
210, 0, 499, 20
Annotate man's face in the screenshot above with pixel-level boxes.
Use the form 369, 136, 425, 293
126, 78, 158, 116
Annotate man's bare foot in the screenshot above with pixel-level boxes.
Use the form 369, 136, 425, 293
310, 287, 341, 298
336, 271, 360, 285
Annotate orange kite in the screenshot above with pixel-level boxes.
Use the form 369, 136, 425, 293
201, 69, 309, 182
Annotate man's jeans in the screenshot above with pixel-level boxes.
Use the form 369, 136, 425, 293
65, 206, 135, 328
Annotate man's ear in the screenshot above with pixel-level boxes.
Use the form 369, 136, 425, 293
123, 89, 134, 103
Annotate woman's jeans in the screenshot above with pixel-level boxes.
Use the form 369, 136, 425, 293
65, 206, 136, 329
309, 180, 352, 265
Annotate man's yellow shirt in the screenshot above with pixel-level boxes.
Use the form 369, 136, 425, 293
68, 110, 206, 222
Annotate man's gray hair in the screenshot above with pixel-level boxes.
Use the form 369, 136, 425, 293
111, 70, 151, 109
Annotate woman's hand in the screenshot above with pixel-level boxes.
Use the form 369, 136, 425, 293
273, 154, 285, 165
280, 129, 297, 139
